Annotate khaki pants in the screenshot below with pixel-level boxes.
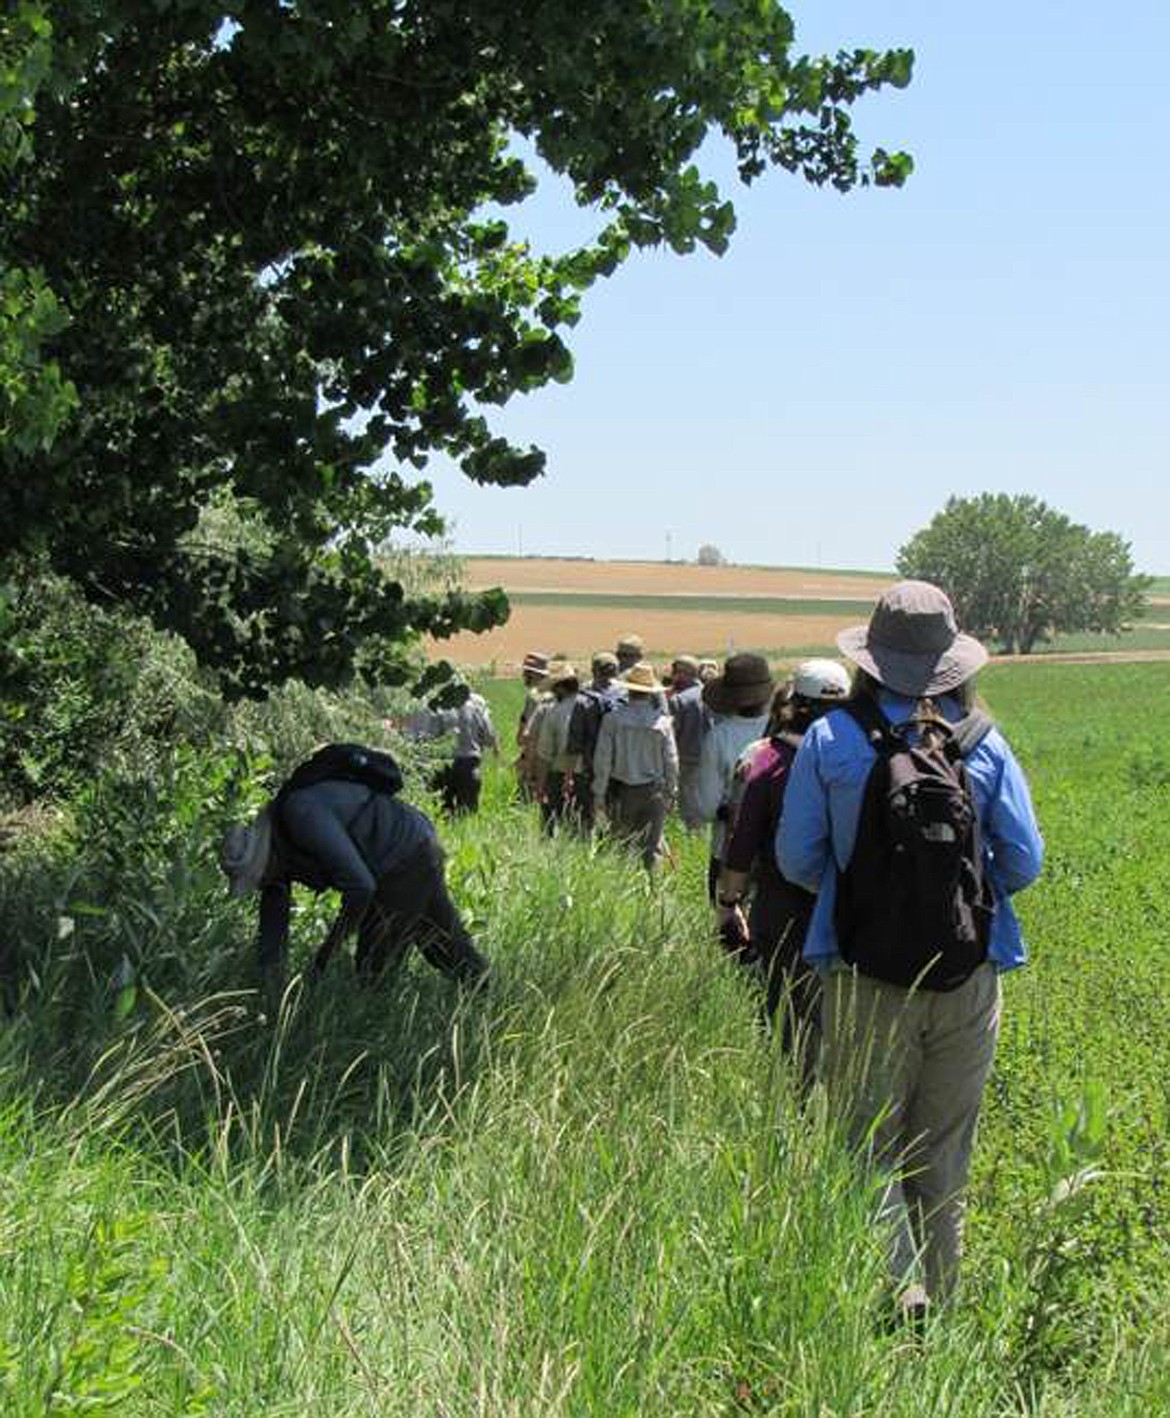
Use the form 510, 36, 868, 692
823, 963, 1001, 1301
608, 781, 668, 870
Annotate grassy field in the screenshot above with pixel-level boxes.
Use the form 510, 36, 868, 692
2, 663, 1169, 1413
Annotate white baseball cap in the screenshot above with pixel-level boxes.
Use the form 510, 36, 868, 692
792, 658, 851, 701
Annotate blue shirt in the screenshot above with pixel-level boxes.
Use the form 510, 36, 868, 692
777, 691, 1044, 972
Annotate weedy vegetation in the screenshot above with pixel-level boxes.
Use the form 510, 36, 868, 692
1, 663, 1168, 1414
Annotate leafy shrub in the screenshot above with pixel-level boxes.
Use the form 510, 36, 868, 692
0, 571, 223, 804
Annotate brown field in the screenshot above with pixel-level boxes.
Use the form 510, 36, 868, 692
462, 557, 892, 600
433, 604, 862, 671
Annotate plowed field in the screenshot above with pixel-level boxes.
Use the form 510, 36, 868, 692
429, 557, 891, 669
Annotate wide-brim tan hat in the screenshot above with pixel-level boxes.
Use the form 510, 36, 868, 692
837, 580, 988, 696
623, 661, 665, 694
543, 661, 580, 691
218, 807, 274, 897
702, 653, 774, 714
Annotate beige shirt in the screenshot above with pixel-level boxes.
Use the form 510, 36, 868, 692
536, 694, 581, 773
592, 698, 679, 802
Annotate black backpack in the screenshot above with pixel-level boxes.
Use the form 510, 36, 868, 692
835, 697, 995, 992
567, 686, 622, 764
274, 742, 404, 809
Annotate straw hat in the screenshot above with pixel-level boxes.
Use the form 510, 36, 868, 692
544, 661, 580, 692
623, 662, 666, 695
615, 633, 644, 659
702, 653, 774, 714
521, 651, 550, 678
218, 807, 274, 898
837, 581, 987, 697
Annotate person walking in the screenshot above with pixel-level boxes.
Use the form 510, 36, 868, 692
778, 581, 1043, 1317
715, 659, 850, 1083
516, 651, 550, 799
592, 662, 678, 869
406, 692, 498, 815
219, 746, 489, 1014
534, 662, 583, 833
694, 653, 774, 901
668, 654, 710, 830
614, 633, 644, 677
567, 651, 627, 833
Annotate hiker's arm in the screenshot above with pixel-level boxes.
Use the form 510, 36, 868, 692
592, 718, 614, 805
982, 741, 1045, 895
777, 734, 830, 892
662, 722, 679, 803
257, 881, 291, 969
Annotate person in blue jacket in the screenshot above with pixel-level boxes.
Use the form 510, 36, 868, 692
778, 580, 1044, 1317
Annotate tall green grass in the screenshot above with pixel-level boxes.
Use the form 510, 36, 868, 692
2, 665, 1169, 1413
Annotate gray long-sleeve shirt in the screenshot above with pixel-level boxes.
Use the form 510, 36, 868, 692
257, 780, 434, 964
592, 698, 679, 803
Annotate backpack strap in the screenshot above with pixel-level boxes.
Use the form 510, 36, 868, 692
951, 709, 994, 758
842, 696, 895, 750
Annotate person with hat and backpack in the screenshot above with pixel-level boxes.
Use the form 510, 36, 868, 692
534, 661, 583, 833
592, 662, 678, 869
219, 744, 489, 1015
567, 651, 627, 833
516, 651, 551, 799
694, 653, 775, 902
778, 581, 1043, 1318
668, 655, 710, 829
716, 658, 851, 1082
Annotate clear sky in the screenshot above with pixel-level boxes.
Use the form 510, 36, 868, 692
409, 2, 1168, 573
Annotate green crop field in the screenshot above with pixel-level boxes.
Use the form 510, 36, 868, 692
2, 662, 1168, 1414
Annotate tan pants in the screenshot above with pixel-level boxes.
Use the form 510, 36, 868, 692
823, 963, 1001, 1301
608, 781, 668, 870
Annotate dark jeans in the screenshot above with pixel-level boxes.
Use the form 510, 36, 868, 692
432, 756, 482, 815
751, 879, 820, 1088
355, 838, 488, 984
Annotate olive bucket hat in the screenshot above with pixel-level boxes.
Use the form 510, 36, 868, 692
837, 580, 988, 697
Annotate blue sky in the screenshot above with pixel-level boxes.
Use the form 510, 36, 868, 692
411, 2, 1168, 573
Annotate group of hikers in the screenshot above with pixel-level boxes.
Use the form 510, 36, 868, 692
219, 579, 1044, 1324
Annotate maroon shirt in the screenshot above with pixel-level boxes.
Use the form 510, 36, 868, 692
722, 734, 802, 890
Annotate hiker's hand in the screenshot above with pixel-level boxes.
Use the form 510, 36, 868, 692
717, 904, 750, 953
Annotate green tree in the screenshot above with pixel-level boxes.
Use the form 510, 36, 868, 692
3, 2, 914, 697
897, 494, 1150, 655
0, 3, 77, 458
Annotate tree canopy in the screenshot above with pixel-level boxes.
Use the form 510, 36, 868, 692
2, 1, 914, 696
897, 494, 1150, 655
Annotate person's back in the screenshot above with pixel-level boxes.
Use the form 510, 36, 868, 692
776, 581, 1043, 1320
221, 765, 488, 1011
592, 665, 678, 868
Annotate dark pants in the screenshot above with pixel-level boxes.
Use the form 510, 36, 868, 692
355, 838, 489, 984
751, 879, 819, 1088
608, 780, 668, 869
432, 756, 482, 815
572, 771, 596, 834
540, 769, 573, 835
